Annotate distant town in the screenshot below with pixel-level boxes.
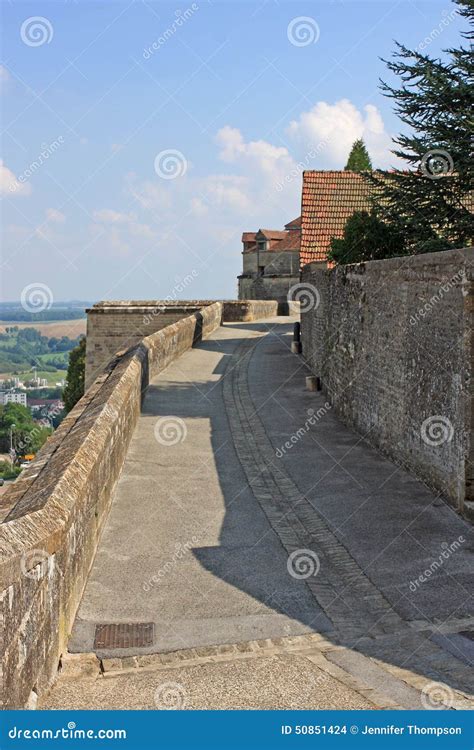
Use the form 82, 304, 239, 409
0, 301, 90, 482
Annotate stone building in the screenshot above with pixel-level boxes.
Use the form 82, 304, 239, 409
238, 217, 301, 302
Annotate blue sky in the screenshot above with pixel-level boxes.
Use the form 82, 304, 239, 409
1, 0, 465, 303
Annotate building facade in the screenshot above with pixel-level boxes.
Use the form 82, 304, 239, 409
0, 391, 27, 406
238, 218, 301, 302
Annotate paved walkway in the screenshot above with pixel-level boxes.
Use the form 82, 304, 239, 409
48, 317, 473, 709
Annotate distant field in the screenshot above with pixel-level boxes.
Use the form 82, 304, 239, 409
0, 319, 87, 338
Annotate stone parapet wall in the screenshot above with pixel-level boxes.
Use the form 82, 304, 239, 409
86, 300, 294, 386
222, 300, 279, 321
301, 249, 473, 511
0, 302, 223, 709
85, 301, 214, 390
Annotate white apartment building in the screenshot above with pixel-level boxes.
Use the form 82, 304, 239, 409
0, 391, 27, 406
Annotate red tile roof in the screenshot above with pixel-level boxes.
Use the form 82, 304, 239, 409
242, 219, 301, 254
259, 229, 289, 240
300, 171, 372, 266
274, 229, 301, 251
284, 216, 301, 230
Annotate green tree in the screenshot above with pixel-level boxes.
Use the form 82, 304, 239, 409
328, 210, 407, 265
370, 0, 474, 253
63, 337, 86, 413
0, 403, 51, 456
345, 139, 372, 171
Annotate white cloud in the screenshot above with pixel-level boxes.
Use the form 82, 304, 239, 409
46, 208, 65, 223
93, 208, 135, 224
0, 160, 32, 197
287, 99, 397, 169
96, 98, 396, 267
91, 206, 156, 254
216, 125, 295, 183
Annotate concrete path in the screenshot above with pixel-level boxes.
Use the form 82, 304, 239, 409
56, 317, 474, 709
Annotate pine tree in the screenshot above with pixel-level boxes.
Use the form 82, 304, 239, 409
63, 337, 86, 413
345, 139, 372, 171
328, 210, 407, 264
369, 0, 474, 253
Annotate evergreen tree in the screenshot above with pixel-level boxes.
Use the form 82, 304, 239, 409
328, 210, 407, 264
370, 0, 474, 253
345, 139, 372, 171
63, 337, 86, 413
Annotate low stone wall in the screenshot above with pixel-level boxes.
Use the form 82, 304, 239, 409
85, 301, 215, 390
222, 300, 279, 321
86, 299, 293, 387
301, 249, 473, 511
0, 302, 223, 709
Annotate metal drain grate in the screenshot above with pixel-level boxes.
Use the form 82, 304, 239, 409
94, 622, 155, 650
